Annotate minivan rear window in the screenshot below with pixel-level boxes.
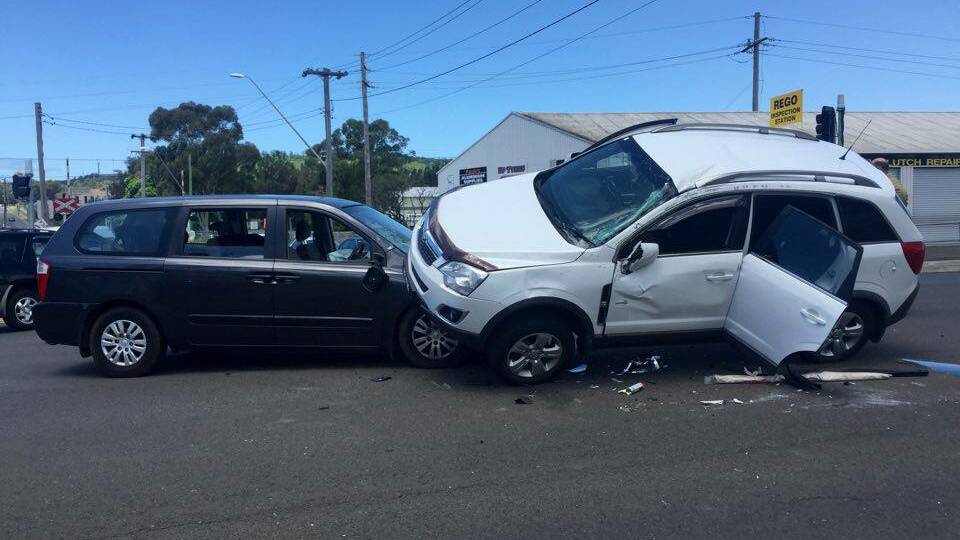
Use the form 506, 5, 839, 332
77, 209, 171, 256
183, 208, 268, 259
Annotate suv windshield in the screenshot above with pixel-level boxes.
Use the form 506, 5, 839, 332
535, 137, 676, 247
343, 204, 412, 253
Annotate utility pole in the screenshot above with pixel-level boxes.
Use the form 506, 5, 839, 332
34, 102, 49, 222
360, 51, 372, 205
187, 153, 193, 195
66, 158, 71, 196
131, 133, 147, 197
302, 67, 349, 197
739, 12, 768, 112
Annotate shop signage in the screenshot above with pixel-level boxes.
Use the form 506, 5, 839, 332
459, 167, 487, 185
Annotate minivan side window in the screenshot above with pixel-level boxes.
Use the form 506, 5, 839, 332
638, 195, 749, 255
286, 209, 371, 263
750, 194, 838, 245
837, 196, 899, 243
77, 209, 171, 255
183, 208, 268, 259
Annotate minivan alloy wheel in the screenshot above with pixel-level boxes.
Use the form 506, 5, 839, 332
100, 320, 148, 367
13, 296, 37, 325
507, 332, 564, 378
411, 313, 458, 360
818, 311, 865, 357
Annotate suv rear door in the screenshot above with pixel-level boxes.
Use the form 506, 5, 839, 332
724, 206, 862, 367
163, 203, 277, 347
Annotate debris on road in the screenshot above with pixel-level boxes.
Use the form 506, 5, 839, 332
515, 395, 534, 405
567, 363, 588, 374
431, 381, 452, 390
370, 376, 392, 382
732, 398, 745, 404
611, 355, 664, 376
700, 400, 724, 405
902, 358, 960, 377
705, 374, 785, 385
618, 382, 645, 395
803, 371, 891, 382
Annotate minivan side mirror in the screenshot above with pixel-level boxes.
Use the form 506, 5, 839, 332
620, 242, 659, 274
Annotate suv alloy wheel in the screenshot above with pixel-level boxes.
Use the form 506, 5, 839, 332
487, 314, 574, 384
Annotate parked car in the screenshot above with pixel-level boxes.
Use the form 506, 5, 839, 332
1, 228, 53, 330
32, 195, 461, 376
409, 122, 924, 384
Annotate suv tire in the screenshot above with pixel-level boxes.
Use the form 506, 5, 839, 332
5, 289, 39, 331
90, 307, 165, 377
487, 314, 575, 385
399, 308, 465, 368
812, 302, 877, 363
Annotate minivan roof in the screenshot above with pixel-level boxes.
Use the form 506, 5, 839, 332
76, 194, 363, 209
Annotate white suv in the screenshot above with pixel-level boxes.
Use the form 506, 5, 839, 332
408, 123, 924, 384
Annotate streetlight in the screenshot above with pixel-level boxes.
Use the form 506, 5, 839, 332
230, 72, 325, 164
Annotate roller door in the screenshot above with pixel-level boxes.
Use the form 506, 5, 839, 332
912, 167, 960, 243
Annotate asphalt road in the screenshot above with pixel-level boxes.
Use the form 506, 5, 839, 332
2, 274, 959, 540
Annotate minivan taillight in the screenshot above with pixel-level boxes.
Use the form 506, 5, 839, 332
901, 241, 925, 274
36, 259, 50, 301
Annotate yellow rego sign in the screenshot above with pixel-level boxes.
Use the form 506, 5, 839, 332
769, 89, 803, 127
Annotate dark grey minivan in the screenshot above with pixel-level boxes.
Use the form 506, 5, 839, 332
33, 195, 462, 376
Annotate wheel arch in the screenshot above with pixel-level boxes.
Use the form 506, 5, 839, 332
479, 297, 596, 355
80, 300, 167, 358
849, 290, 890, 341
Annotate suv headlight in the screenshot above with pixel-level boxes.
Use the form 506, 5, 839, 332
438, 261, 488, 296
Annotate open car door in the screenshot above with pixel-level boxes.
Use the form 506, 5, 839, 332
725, 205, 863, 369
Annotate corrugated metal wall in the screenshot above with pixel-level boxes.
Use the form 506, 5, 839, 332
912, 167, 960, 243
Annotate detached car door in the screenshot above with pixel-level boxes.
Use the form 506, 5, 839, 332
724, 206, 862, 367
272, 206, 385, 349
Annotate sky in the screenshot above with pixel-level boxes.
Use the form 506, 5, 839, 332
2, 0, 960, 179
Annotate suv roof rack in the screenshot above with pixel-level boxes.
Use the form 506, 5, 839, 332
582, 118, 678, 152
702, 170, 880, 188
653, 123, 818, 141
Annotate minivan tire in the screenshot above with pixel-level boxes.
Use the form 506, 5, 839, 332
90, 307, 165, 377
487, 314, 575, 385
5, 289, 39, 331
399, 308, 466, 368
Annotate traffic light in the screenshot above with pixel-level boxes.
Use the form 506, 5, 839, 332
12, 173, 31, 199
816, 106, 837, 143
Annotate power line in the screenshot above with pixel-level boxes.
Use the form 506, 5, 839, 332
765, 52, 960, 81
775, 39, 960, 64
41, 119, 131, 136
369, 0, 663, 112
43, 114, 149, 131
374, 0, 545, 71
368, 0, 477, 58
764, 15, 960, 44
372, 0, 487, 62
337, 0, 602, 101
772, 43, 960, 71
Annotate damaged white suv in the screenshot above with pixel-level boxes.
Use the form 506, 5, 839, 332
409, 122, 924, 384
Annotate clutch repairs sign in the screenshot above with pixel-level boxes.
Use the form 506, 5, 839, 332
769, 89, 803, 127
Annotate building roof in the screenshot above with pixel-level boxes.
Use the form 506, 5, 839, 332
518, 111, 960, 154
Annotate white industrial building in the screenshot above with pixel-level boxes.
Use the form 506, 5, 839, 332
437, 111, 960, 243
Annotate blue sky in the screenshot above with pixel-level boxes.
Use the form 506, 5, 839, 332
2, 0, 959, 179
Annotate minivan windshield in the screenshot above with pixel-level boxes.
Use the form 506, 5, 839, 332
343, 204, 412, 253
535, 137, 676, 247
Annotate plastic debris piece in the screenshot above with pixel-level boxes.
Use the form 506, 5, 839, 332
589, 385, 600, 389
370, 376, 392, 382
803, 371, 891, 382
618, 382, 645, 395
630, 355, 662, 374
514, 395, 534, 405
705, 374, 785, 385
732, 398, 745, 404
611, 377, 623, 383
743, 366, 763, 376
700, 400, 724, 405
567, 363, 588, 374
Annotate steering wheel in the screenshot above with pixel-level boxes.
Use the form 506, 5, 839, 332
348, 240, 368, 261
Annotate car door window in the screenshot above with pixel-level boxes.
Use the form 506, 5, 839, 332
286, 209, 371, 263
638, 195, 749, 255
77, 209, 172, 255
751, 205, 861, 300
183, 208, 268, 258
750, 194, 838, 246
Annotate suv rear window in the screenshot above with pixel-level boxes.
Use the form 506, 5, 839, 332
837, 196, 899, 243
750, 194, 837, 245
77, 209, 171, 255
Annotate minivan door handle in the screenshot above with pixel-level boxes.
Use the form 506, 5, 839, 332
800, 307, 827, 326
247, 272, 274, 285
705, 271, 734, 282
273, 272, 301, 284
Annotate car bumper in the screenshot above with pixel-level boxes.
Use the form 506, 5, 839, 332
888, 282, 919, 325
33, 302, 88, 346
406, 235, 502, 337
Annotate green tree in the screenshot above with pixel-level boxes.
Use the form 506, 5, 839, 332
123, 175, 158, 198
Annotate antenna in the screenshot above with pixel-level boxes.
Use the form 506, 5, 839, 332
840, 119, 872, 160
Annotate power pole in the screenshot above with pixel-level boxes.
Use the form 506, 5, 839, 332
131, 133, 147, 197
360, 51, 372, 205
836, 94, 846, 146
302, 67, 349, 197
187, 153, 193, 195
34, 102, 49, 221
739, 12, 768, 112
66, 158, 71, 196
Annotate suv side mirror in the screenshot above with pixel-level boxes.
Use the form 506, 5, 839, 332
620, 242, 659, 274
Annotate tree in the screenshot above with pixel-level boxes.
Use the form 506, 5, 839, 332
253, 151, 298, 194
148, 102, 242, 145
123, 175, 158, 198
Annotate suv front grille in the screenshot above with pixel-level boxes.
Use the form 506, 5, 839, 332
417, 229, 439, 265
